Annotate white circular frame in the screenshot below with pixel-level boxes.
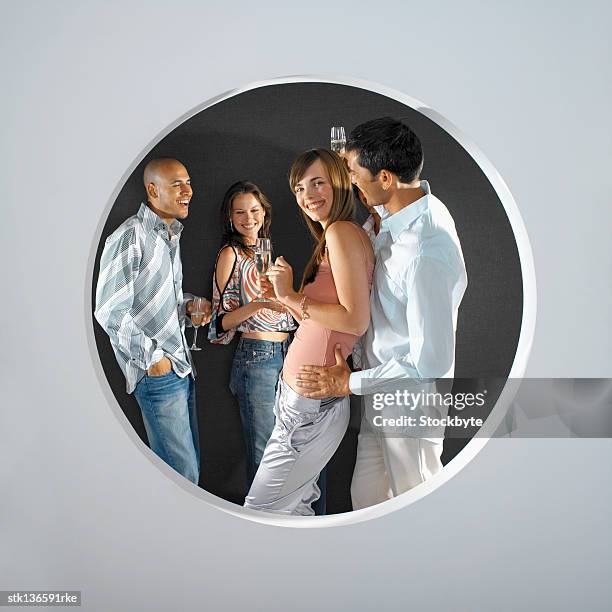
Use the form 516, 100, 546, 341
86, 75, 537, 528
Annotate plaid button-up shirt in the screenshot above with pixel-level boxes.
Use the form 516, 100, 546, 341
95, 203, 194, 393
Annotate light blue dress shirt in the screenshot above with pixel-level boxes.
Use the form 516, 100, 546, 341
349, 181, 467, 394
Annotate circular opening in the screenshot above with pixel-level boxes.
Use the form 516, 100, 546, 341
87, 76, 536, 527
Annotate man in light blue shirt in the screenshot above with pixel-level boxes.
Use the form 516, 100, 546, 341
296, 118, 467, 509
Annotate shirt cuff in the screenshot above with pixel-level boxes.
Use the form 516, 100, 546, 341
349, 370, 367, 395
181, 292, 195, 326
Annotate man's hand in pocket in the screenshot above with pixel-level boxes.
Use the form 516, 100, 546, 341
148, 356, 172, 376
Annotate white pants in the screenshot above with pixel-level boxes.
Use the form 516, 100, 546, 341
351, 416, 443, 510
244, 378, 349, 516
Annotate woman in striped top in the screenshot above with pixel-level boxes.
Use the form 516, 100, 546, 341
208, 181, 296, 489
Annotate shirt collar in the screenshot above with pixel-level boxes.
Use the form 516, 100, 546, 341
138, 202, 184, 237
362, 214, 376, 232
372, 205, 386, 221
380, 180, 430, 241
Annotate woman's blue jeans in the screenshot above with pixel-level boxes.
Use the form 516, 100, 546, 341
230, 337, 327, 514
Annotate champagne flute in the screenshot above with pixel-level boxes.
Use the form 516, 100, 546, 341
189, 297, 207, 351
330, 126, 346, 154
253, 238, 271, 302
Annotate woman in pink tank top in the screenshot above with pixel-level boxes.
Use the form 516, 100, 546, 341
244, 149, 374, 516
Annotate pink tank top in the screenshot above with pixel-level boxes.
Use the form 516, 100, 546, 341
283, 252, 374, 378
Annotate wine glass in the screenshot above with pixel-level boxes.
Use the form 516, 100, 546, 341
253, 238, 272, 302
189, 297, 207, 351
330, 126, 346, 154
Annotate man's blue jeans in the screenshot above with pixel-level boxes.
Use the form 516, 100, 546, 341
134, 370, 200, 484
230, 337, 326, 514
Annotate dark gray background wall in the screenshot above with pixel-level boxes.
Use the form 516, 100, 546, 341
91, 82, 523, 512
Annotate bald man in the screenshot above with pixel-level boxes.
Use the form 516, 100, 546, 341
95, 158, 211, 484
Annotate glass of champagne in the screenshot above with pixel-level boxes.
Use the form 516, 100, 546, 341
189, 297, 207, 351
253, 238, 272, 302
330, 126, 346, 154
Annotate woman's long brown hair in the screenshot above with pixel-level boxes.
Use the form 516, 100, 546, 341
220, 180, 272, 254
288, 149, 355, 287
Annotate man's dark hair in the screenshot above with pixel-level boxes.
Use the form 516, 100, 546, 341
346, 117, 423, 183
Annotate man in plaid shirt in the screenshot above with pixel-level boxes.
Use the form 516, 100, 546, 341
95, 158, 210, 484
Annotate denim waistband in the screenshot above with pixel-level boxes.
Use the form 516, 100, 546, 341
237, 336, 290, 356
